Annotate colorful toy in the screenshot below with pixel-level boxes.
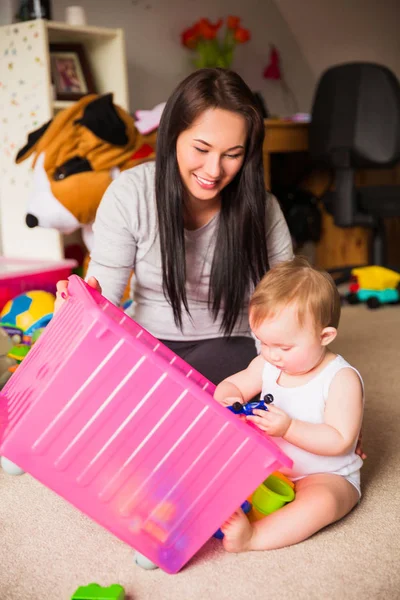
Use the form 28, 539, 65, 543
271, 470, 295, 489
348, 287, 400, 309
71, 583, 125, 600
213, 471, 295, 537
0, 291, 54, 377
351, 266, 400, 291
346, 265, 400, 309
0, 290, 55, 344
0, 327, 16, 390
250, 473, 295, 520
228, 394, 274, 415
221, 398, 294, 530
0, 275, 292, 574
0, 327, 46, 383
7, 344, 31, 362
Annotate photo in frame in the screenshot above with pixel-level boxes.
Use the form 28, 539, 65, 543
49, 43, 96, 101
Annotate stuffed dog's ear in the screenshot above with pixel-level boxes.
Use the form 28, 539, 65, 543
15, 120, 52, 163
74, 93, 129, 146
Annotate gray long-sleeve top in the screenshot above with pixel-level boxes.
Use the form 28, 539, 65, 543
87, 161, 293, 340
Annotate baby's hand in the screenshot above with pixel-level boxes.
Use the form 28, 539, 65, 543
54, 276, 102, 315
246, 404, 291, 437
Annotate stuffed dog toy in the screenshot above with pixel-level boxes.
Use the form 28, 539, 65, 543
16, 93, 156, 250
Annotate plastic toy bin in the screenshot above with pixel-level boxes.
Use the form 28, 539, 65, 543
0, 257, 77, 312
0, 276, 292, 574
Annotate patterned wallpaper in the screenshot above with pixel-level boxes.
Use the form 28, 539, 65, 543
0, 19, 61, 258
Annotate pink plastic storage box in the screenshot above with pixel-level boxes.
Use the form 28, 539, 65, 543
0, 275, 292, 574
0, 257, 77, 312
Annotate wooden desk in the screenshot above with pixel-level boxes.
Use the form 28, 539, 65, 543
263, 119, 309, 188
263, 119, 400, 270
141, 122, 399, 270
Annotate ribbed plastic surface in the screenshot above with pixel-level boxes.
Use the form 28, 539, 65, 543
0, 275, 292, 573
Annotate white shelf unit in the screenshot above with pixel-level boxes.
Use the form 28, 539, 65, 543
0, 19, 129, 259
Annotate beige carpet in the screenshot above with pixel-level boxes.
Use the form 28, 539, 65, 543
0, 304, 399, 600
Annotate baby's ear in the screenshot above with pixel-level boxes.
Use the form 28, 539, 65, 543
320, 326, 337, 346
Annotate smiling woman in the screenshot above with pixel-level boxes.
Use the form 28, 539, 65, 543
176, 108, 246, 228
55, 68, 293, 384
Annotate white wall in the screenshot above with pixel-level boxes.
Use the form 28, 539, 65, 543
0, 0, 17, 26
51, 0, 315, 116
274, 0, 400, 84
3, 0, 399, 117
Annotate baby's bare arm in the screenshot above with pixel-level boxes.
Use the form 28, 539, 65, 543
283, 368, 363, 455
214, 354, 264, 405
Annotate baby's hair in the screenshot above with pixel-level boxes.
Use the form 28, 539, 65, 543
249, 257, 341, 331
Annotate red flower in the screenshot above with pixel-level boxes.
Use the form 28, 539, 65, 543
181, 23, 201, 49
263, 45, 282, 80
227, 16, 241, 30
180, 16, 251, 67
197, 18, 223, 40
234, 27, 250, 44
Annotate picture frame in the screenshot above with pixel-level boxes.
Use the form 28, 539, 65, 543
49, 43, 96, 101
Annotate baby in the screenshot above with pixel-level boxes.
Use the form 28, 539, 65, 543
214, 257, 364, 552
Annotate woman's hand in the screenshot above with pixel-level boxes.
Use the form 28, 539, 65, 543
54, 276, 102, 315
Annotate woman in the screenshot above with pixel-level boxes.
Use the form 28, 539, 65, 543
56, 68, 293, 383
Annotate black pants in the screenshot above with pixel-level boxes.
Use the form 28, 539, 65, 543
160, 336, 257, 385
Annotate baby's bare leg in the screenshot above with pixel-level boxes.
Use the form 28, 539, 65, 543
222, 473, 359, 553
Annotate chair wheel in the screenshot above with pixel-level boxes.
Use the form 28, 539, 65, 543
1, 456, 25, 475
134, 552, 158, 570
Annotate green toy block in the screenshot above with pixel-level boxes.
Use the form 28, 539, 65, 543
71, 582, 125, 600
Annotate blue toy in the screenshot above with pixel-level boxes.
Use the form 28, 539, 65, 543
213, 394, 274, 540
347, 288, 400, 309
227, 394, 274, 416
0, 290, 54, 344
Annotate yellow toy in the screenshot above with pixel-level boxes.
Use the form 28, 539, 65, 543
0, 327, 16, 389
0, 290, 55, 343
351, 266, 400, 291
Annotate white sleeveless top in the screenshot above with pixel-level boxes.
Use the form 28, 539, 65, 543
261, 355, 364, 480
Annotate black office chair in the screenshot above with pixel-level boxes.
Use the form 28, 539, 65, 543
309, 62, 400, 270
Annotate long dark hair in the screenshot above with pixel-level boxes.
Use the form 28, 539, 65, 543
155, 68, 269, 335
